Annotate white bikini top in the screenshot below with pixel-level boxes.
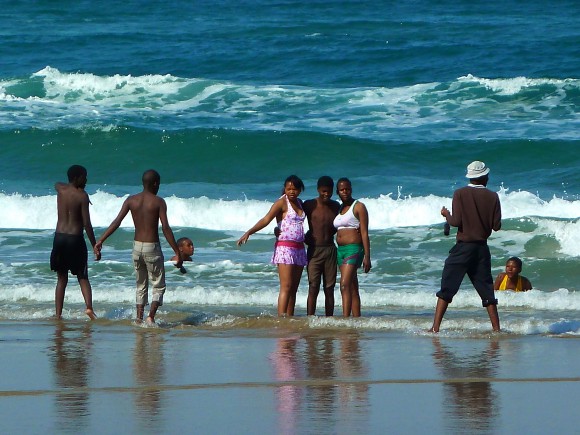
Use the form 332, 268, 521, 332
333, 200, 360, 230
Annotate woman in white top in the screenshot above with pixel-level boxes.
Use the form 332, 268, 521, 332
333, 178, 371, 317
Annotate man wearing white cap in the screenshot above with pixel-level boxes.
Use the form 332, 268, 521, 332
429, 161, 502, 332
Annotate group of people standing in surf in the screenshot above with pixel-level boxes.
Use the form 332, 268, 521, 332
51, 161, 530, 332
237, 175, 371, 318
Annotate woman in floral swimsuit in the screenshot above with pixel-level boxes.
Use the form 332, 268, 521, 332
237, 175, 307, 316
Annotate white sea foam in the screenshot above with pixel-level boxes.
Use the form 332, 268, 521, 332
0, 283, 135, 304
459, 74, 579, 96
533, 219, 580, 257
6, 279, 580, 311
2, 187, 580, 232
32, 66, 186, 102
2, 280, 580, 335
170, 285, 278, 306
3, 67, 578, 141
24, 67, 577, 113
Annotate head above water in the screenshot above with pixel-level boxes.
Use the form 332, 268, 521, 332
506, 256, 523, 271
177, 237, 194, 257
177, 237, 193, 247
142, 169, 161, 193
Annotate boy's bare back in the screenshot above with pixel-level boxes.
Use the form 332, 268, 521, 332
55, 182, 93, 236
95, 169, 182, 268
125, 191, 167, 242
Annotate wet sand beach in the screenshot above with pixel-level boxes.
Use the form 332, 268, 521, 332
1, 320, 579, 434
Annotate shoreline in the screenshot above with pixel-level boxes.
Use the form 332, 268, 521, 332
1, 321, 579, 433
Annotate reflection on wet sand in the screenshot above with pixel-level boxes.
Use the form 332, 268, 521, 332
50, 321, 93, 431
432, 337, 500, 434
271, 337, 303, 435
304, 335, 336, 419
271, 332, 369, 434
133, 331, 165, 432
337, 333, 369, 425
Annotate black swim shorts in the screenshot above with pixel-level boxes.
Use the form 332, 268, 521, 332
437, 241, 497, 306
50, 232, 89, 279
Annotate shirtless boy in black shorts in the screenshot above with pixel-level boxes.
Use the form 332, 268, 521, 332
50, 164, 99, 320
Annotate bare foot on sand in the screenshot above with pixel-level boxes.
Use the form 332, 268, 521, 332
85, 309, 97, 320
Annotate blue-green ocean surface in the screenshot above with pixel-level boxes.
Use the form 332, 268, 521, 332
0, 0, 579, 335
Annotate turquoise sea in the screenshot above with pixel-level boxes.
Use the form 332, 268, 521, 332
3, 2, 580, 435
1, 0, 580, 335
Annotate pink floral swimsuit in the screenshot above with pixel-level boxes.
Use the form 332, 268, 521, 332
271, 195, 307, 266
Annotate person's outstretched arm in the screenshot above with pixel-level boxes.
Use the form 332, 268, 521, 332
158, 199, 182, 269
94, 199, 131, 256
81, 191, 100, 260
237, 198, 284, 246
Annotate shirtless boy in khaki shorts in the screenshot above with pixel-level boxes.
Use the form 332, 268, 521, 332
95, 169, 182, 324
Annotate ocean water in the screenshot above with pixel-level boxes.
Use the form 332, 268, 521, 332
1, 0, 579, 335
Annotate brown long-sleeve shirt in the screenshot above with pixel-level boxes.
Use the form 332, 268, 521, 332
446, 185, 501, 242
